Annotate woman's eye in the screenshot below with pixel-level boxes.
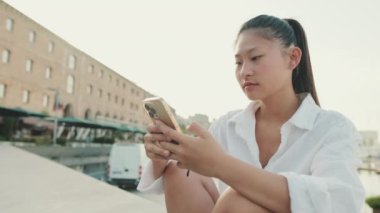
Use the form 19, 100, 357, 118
235, 61, 242, 66
251, 55, 262, 61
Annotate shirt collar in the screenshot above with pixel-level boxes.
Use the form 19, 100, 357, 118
227, 93, 320, 131
287, 93, 320, 130
228, 99, 260, 125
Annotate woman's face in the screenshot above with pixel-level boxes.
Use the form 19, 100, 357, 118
234, 29, 294, 101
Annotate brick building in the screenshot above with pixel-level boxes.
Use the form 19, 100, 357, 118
0, 1, 155, 129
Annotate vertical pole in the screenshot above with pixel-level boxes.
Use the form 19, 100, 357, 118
53, 117, 57, 145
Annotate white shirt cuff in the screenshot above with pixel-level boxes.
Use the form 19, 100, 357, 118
280, 172, 331, 213
279, 171, 364, 213
137, 160, 165, 194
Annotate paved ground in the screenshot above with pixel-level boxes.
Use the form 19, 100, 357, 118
0, 144, 165, 213
130, 189, 165, 206
105, 183, 165, 207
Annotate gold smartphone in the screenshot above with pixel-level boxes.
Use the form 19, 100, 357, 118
143, 97, 182, 133
143, 96, 190, 176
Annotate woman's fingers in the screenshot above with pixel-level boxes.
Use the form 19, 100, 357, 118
145, 143, 170, 157
187, 122, 210, 139
155, 120, 191, 144
146, 151, 169, 161
143, 135, 171, 160
160, 141, 180, 154
144, 133, 171, 143
147, 123, 161, 133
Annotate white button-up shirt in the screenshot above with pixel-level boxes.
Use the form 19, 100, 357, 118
138, 93, 365, 213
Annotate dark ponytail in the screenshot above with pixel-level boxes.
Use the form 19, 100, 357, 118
238, 15, 320, 106
284, 19, 319, 106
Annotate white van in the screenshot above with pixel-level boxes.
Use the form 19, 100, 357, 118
107, 143, 149, 189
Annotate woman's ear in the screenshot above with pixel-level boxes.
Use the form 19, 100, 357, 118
289, 47, 302, 70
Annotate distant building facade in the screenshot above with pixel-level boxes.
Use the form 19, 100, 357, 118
187, 113, 211, 129
0, 1, 154, 129
359, 130, 380, 158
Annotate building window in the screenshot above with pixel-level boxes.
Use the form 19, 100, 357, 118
115, 96, 118, 104
22, 90, 30, 103
98, 89, 102, 97
131, 88, 134, 94
2, 49, 10, 64
0, 83, 6, 99
66, 75, 74, 94
121, 98, 125, 106
29, 31, 36, 43
116, 79, 119, 86
68, 54, 76, 70
5, 18, 14, 32
99, 69, 103, 78
130, 102, 139, 110
88, 64, 94, 73
45, 67, 52, 79
87, 85, 93, 94
48, 41, 54, 53
107, 93, 111, 101
122, 82, 126, 89
43, 95, 49, 107
26, 59, 33, 72
108, 74, 112, 82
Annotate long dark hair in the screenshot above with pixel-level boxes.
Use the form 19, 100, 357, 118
238, 15, 320, 106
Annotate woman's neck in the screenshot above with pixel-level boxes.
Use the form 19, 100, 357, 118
255, 89, 300, 124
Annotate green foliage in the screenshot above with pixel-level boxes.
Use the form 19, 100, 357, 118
0, 117, 17, 140
93, 137, 114, 144
366, 196, 380, 209
34, 136, 51, 145
41, 111, 50, 116
57, 138, 67, 146
114, 131, 124, 140
19, 138, 36, 143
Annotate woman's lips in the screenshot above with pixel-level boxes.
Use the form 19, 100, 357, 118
243, 82, 259, 89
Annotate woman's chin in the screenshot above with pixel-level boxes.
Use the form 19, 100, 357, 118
245, 92, 261, 101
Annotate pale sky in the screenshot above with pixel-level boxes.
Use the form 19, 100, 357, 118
4, 0, 380, 133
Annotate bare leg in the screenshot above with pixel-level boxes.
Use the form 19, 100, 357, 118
212, 188, 272, 213
164, 161, 219, 213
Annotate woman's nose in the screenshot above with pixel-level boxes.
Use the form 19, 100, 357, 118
239, 62, 255, 77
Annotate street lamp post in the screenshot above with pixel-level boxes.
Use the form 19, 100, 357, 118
48, 87, 60, 145
53, 117, 57, 145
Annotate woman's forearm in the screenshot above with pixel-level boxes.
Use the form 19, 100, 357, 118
152, 159, 168, 179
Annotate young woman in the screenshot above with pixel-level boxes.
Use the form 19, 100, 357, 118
138, 15, 365, 213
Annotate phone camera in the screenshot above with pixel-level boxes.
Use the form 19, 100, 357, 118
144, 104, 158, 119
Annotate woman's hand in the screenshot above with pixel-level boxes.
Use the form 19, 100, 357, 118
144, 123, 172, 161
156, 120, 226, 177
143, 123, 172, 178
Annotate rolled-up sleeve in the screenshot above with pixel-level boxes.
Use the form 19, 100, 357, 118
137, 160, 165, 194
280, 121, 365, 213
137, 119, 224, 194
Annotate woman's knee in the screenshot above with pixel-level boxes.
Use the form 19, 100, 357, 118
213, 188, 271, 213
213, 188, 240, 213
163, 161, 184, 181
163, 162, 216, 213
163, 161, 191, 189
